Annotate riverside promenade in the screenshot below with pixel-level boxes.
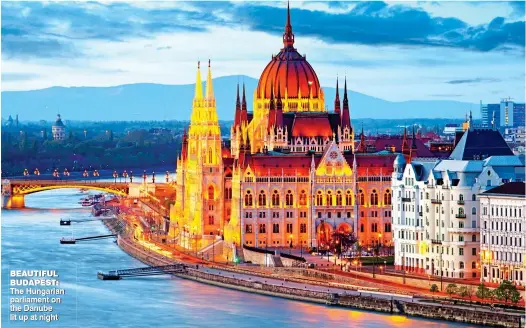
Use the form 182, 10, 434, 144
102, 216, 525, 328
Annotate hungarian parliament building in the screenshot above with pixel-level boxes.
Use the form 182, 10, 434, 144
171, 4, 430, 255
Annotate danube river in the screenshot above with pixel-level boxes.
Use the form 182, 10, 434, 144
2, 189, 476, 327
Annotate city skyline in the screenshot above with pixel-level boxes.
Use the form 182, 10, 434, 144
1, 1, 525, 103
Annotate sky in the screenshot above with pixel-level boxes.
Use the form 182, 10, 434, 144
1, 1, 525, 103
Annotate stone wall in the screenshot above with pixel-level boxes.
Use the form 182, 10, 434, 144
243, 248, 275, 266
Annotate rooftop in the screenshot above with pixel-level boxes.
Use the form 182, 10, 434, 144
481, 182, 525, 197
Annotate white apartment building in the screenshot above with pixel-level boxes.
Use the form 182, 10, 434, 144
392, 128, 525, 280
479, 182, 526, 287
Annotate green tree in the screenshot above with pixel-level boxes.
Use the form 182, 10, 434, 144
457, 286, 468, 298
430, 284, 439, 295
494, 280, 517, 303
510, 289, 522, 304
476, 283, 490, 299
488, 289, 496, 303
446, 283, 458, 298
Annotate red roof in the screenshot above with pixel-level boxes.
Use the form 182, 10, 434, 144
373, 137, 434, 157
292, 115, 333, 137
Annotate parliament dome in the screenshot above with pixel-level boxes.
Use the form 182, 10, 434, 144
256, 3, 322, 104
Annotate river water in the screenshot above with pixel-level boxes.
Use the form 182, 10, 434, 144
2, 189, 473, 327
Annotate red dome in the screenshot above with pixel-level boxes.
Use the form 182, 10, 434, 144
257, 49, 321, 100
256, 2, 321, 100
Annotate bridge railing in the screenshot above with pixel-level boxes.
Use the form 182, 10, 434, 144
6, 179, 129, 186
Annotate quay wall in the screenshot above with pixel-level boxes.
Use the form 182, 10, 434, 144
106, 218, 524, 328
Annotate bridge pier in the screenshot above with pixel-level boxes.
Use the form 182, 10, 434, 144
2, 195, 25, 209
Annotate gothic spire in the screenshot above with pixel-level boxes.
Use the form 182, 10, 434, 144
341, 76, 351, 128
205, 59, 214, 100
268, 82, 276, 130
358, 124, 366, 153
411, 125, 417, 150
283, 0, 295, 48
234, 83, 241, 127
334, 76, 341, 115
240, 82, 248, 123
276, 81, 283, 128
194, 61, 203, 100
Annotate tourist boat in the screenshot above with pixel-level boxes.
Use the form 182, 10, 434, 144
80, 199, 94, 206
60, 219, 71, 226
60, 238, 76, 244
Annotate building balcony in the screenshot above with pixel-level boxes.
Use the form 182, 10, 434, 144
431, 199, 442, 204
431, 239, 442, 245
419, 211, 423, 217
457, 200, 465, 205
455, 214, 467, 219
447, 227, 479, 233
402, 197, 411, 202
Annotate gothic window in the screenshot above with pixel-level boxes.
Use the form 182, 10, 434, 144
286, 190, 294, 206
326, 190, 333, 206
273, 223, 280, 233
316, 190, 324, 206
272, 190, 280, 207
299, 190, 307, 206
370, 190, 378, 206
244, 190, 253, 207
359, 189, 365, 205
208, 185, 214, 200
259, 224, 266, 233
346, 190, 353, 206
336, 191, 343, 206
259, 190, 267, 206
472, 194, 476, 201
208, 148, 213, 164
384, 189, 392, 206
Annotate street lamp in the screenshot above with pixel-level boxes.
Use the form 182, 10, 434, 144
33, 168, 40, 176
63, 168, 70, 178
123, 170, 128, 183
152, 172, 156, 183
165, 171, 170, 183
53, 169, 59, 180
113, 170, 118, 183
83, 169, 88, 182
93, 169, 99, 181
289, 234, 293, 254
23, 169, 29, 177
143, 170, 147, 184
129, 171, 133, 183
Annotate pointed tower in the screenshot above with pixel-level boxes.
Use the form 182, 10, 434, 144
283, 0, 295, 48
234, 83, 241, 127
275, 81, 284, 128
240, 83, 248, 124
401, 127, 410, 155
334, 77, 341, 115
178, 60, 223, 240
357, 125, 367, 153
268, 82, 276, 131
341, 76, 351, 129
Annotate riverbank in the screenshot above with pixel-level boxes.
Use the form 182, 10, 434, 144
102, 217, 524, 328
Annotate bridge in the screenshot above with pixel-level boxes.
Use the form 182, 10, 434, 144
1, 179, 146, 209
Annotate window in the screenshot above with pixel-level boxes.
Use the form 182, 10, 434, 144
208, 185, 214, 200
371, 190, 378, 206
472, 194, 476, 201
471, 235, 476, 242
459, 262, 464, 269
245, 224, 252, 233
336, 191, 343, 206
259, 224, 266, 233
472, 248, 476, 256
286, 190, 294, 206
258, 212, 266, 218
286, 223, 293, 234
208, 216, 214, 225
224, 187, 232, 200
459, 248, 464, 256
273, 223, 280, 233
384, 223, 391, 232
360, 224, 364, 233
316, 191, 323, 206
272, 190, 280, 207
326, 190, 333, 206
299, 190, 307, 206
259, 190, 267, 206
459, 194, 464, 201
384, 190, 392, 206
244, 190, 253, 206
300, 223, 307, 233
346, 211, 351, 218
472, 207, 476, 215
359, 190, 365, 205
346, 190, 353, 206
317, 212, 322, 218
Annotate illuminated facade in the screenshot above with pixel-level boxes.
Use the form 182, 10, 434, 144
175, 4, 398, 255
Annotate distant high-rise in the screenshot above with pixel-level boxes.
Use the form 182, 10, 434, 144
480, 99, 525, 128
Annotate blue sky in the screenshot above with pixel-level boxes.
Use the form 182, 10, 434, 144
1, 1, 525, 103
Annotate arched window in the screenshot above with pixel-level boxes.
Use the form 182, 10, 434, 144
316, 191, 323, 206
336, 191, 342, 206
459, 194, 464, 201
208, 185, 214, 200
472, 207, 476, 215
272, 190, 280, 207
286, 190, 294, 206
371, 190, 378, 206
472, 261, 476, 269
459, 261, 464, 269
326, 190, 333, 206
359, 190, 364, 205
299, 190, 307, 206
459, 208, 465, 215
345, 190, 353, 206
208, 148, 213, 164
244, 190, 253, 207
384, 190, 391, 206
258, 190, 266, 206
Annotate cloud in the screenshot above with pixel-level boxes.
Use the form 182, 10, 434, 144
509, 1, 525, 19
446, 77, 502, 84
156, 46, 172, 51
1, 72, 40, 81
